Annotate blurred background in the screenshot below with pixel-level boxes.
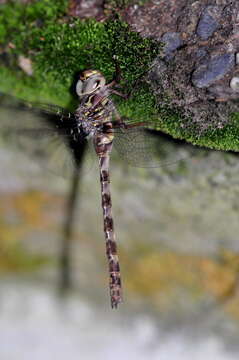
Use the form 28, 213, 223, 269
0, 105, 239, 359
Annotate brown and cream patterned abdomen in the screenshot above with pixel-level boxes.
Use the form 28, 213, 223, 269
94, 133, 122, 308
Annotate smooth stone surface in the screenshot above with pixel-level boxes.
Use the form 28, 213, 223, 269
230, 77, 239, 92
196, 6, 220, 40
192, 53, 235, 88
236, 53, 239, 65
161, 32, 182, 55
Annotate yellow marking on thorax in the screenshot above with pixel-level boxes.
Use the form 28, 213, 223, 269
101, 97, 108, 106
85, 95, 94, 108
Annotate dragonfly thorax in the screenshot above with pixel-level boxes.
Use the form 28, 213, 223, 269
80, 118, 99, 138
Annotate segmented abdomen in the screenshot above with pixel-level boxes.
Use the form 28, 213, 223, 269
99, 153, 122, 308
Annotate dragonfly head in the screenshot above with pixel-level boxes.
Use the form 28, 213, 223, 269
76, 70, 106, 96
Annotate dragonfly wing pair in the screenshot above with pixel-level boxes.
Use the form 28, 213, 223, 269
113, 121, 188, 169
0, 93, 188, 176
0, 93, 90, 177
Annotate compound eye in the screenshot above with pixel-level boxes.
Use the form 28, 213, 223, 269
92, 80, 100, 89
76, 79, 84, 96
76, 73, 106, 96
84, 76, 104, 93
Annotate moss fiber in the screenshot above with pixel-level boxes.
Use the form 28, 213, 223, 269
0, 0, 238, 151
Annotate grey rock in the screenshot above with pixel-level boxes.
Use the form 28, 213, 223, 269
196, 6, 221, 40
192, 53, 235, 88
196, 48, 208, 59
236, 53, 239, 65
161, 32, 182, 55
230, 77, 239, 92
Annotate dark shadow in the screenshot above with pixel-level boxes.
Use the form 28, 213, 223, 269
38, 113, 87, 294
145, 128, 239, 159
59, 147, 86, 294
0, 92, 87, 295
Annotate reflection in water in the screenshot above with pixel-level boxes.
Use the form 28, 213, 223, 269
0, 281, 237, 360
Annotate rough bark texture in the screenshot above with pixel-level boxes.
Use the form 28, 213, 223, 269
122, 0, 239, 134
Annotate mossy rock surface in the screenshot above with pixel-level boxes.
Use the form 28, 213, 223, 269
0, 0, 238, 152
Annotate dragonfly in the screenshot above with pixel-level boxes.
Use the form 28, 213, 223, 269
0, 69, 186, 308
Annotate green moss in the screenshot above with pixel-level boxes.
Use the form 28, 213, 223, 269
157, 108, 239, 152
0, 0, 238, 152
198, 112, 239, 151
0, 2, 159, 108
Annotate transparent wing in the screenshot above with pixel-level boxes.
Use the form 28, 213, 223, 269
0, 93, 90, 177
0, 92, 74, 121
112, 120, 189, 168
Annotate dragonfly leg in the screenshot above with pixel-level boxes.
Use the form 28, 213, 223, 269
112, 55, 122, 84
106, 57, 123, 88
110, 89, 128, 98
